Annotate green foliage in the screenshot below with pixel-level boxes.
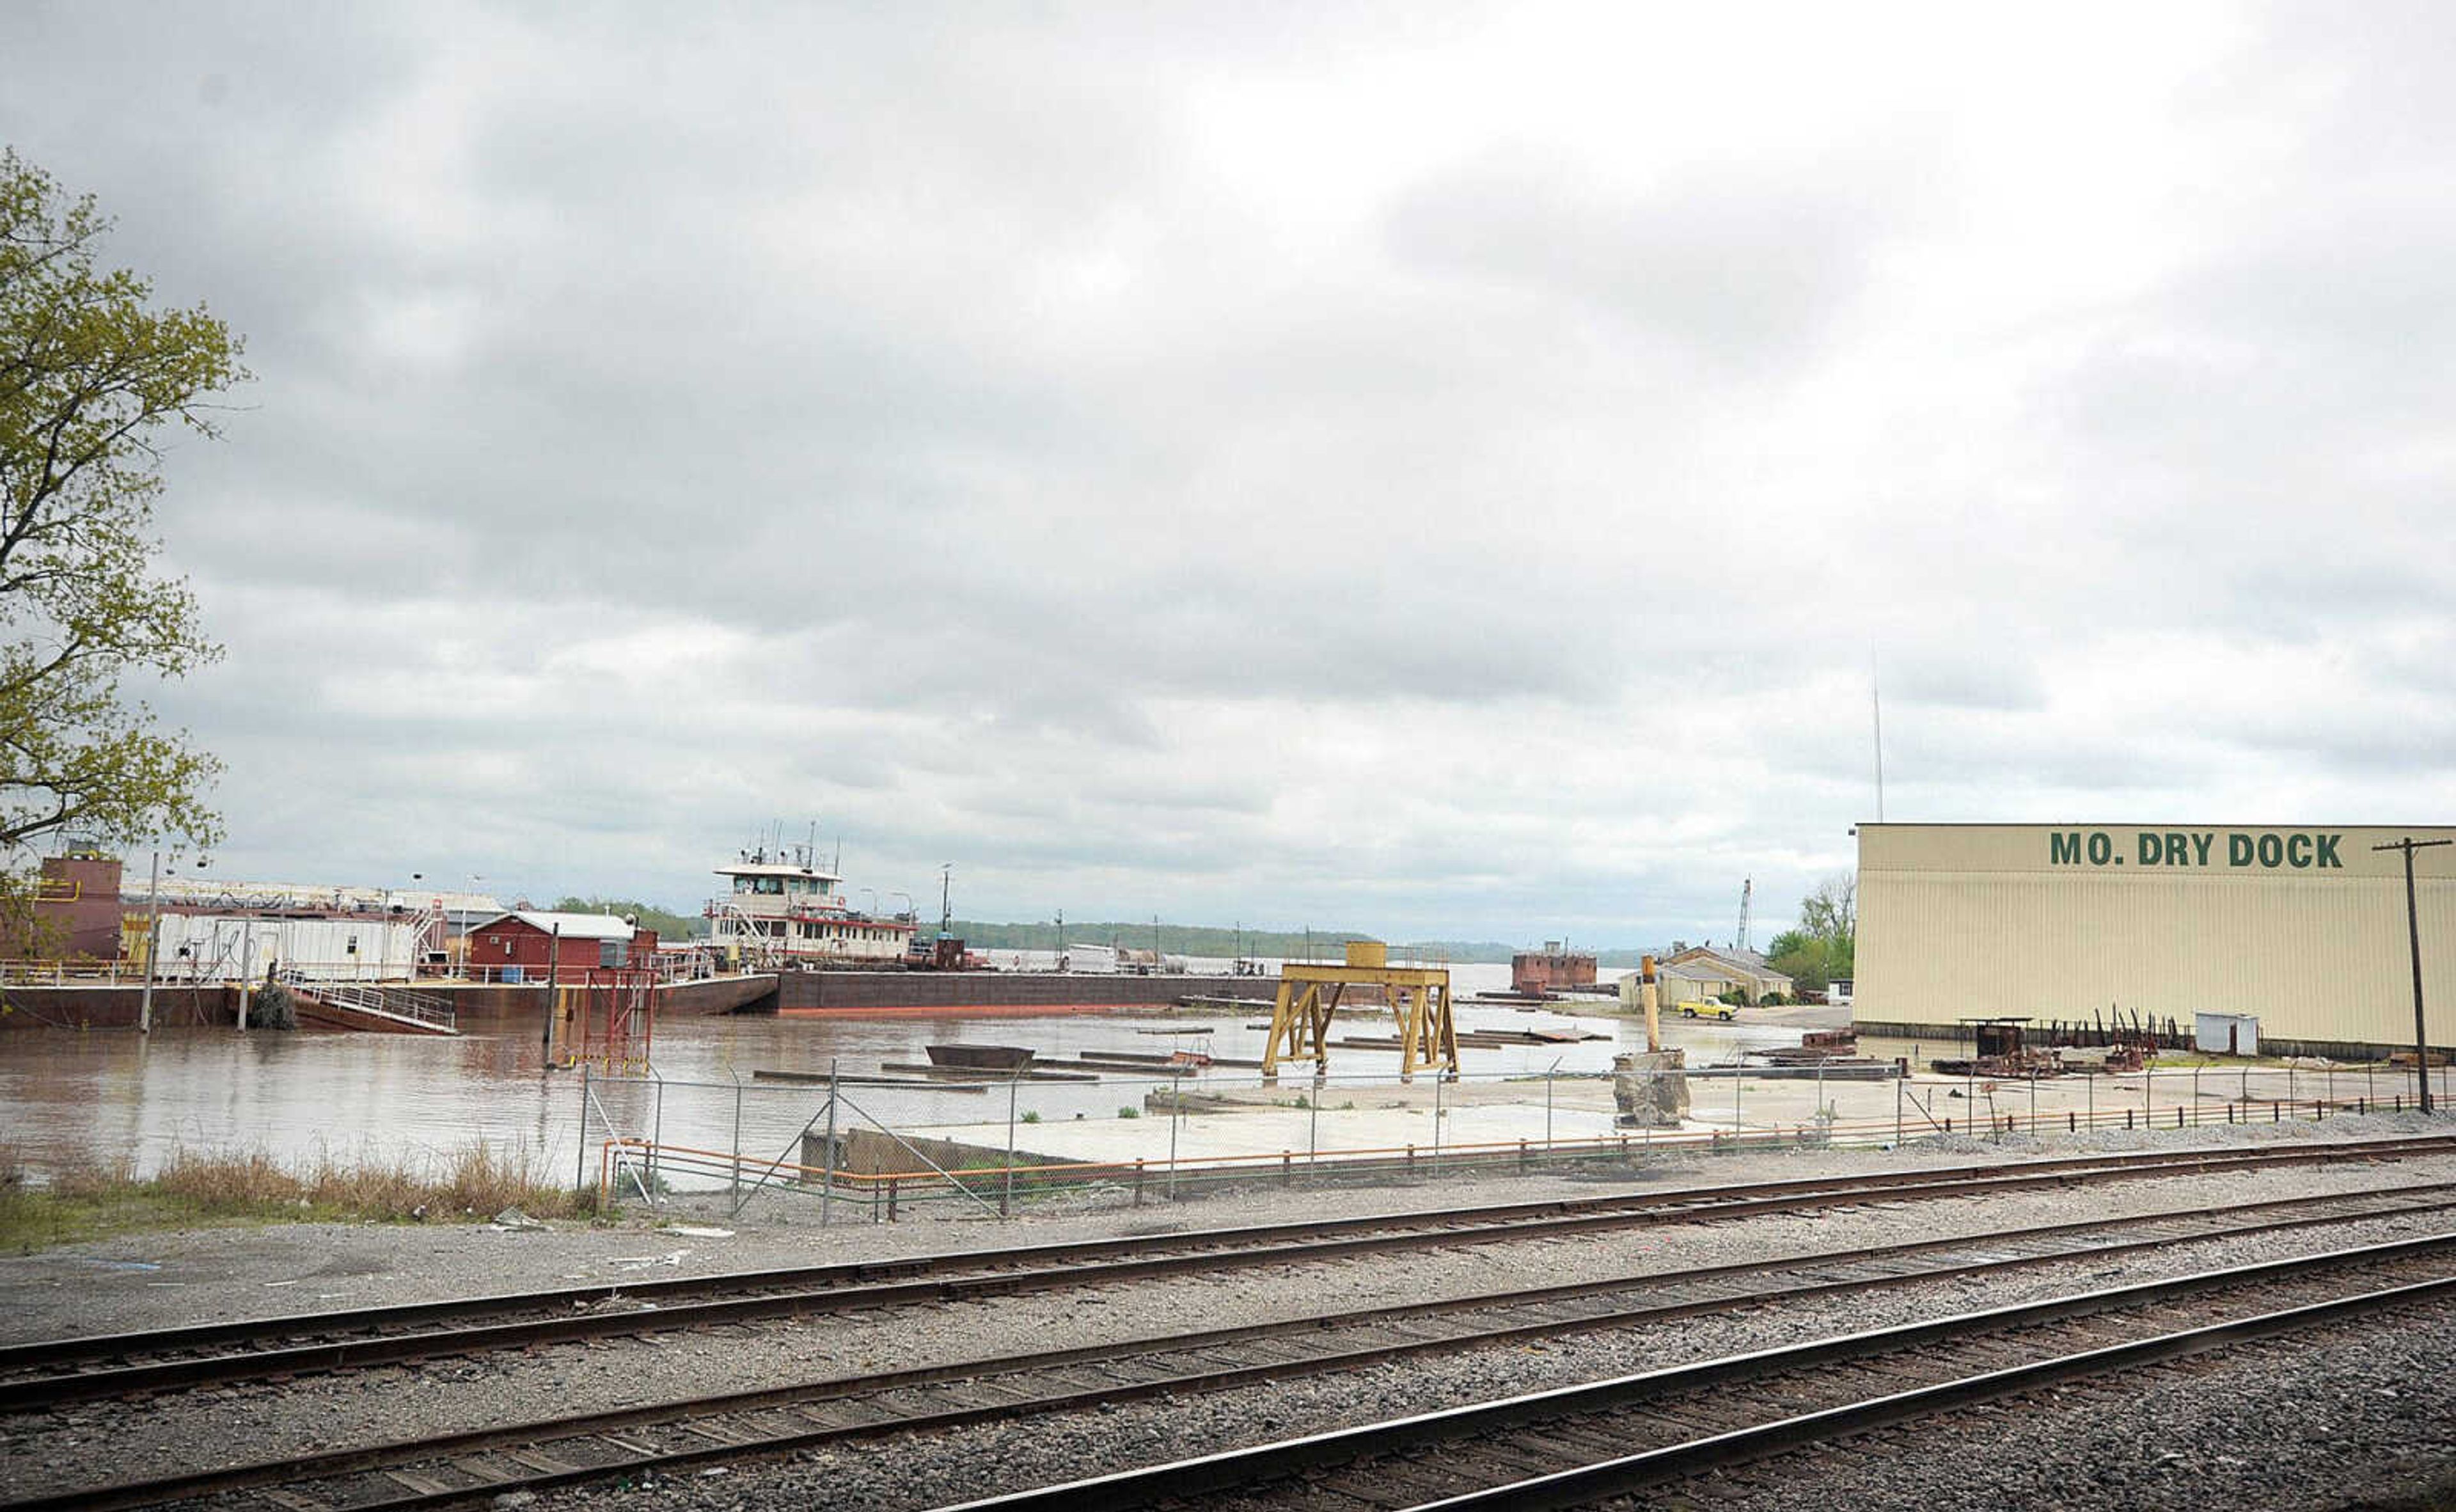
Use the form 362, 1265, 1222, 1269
1768, 875, 1856, 992
1019, 1110, 1041, 1124
1115, 1105, 1139, 1119
0, 150, 244, 856
551, 896, 700, 941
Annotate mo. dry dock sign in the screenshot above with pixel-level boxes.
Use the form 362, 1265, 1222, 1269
2049, 830, 2344, 870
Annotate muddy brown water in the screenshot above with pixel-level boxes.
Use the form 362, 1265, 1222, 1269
0, 963, 1805, 1190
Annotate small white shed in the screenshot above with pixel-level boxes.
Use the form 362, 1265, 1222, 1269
2194, 1012, 2260, 1057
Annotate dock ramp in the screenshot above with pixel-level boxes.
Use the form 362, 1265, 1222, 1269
278, 973, 459, 1036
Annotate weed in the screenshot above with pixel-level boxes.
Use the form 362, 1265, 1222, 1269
1117, 1106, 1140, 1119
0, 1141, 597, 1252
1020, 1110, 1042, 1124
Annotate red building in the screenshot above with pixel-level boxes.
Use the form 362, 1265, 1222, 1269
466, 911, 657, 978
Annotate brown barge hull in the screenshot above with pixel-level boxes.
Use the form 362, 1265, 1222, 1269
771, 972, 1273, 1016
0, 972, 1275, 1030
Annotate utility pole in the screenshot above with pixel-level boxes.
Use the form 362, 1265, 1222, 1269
2377, 837, 2452, 1114
138, 849, 163, 1034
1736, 878, 1752, 954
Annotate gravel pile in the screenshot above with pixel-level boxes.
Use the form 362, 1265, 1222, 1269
0, 1118, 2448, 1509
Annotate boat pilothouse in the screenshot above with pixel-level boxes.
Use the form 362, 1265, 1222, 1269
707, 843, 915, 968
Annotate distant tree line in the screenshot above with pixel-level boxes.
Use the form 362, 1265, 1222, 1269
553, 896, 702, 943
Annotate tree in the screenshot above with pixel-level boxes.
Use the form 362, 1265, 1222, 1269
1, 149, 244, 859
1768, 875, 1855, 992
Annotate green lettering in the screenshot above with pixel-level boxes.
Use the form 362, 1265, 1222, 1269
2138, 833, 2162, 865
2190, 833, 2212, 865
2258, 833, 2284, 867
2051, 831, 2082, 865
2088, 831, 2114, 864
2164, 832, 2190, 866
2317, 833, 2342, 868
2228, 833, 2254, 866
2288, 833, 2313, 868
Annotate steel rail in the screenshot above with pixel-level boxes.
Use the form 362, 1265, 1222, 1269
931, 1231, 2456, 1512
1403, 1275, 2456, 1511
20, 1185, 2456, 1512
5, 1133, 2452, 1412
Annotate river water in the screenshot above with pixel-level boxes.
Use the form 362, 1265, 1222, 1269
0, 960, 1801, 1188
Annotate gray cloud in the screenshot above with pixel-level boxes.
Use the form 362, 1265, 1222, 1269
8, 3, 2454, 945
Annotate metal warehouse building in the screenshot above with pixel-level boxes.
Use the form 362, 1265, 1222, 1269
1855, 823, 2456, 1056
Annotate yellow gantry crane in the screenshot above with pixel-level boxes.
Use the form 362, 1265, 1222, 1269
1263, 940, 1458, 1082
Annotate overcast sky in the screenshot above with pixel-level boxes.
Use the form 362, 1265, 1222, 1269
6, 3, 2453, 946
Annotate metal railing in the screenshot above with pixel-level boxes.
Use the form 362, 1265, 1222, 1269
279, 970, 458, 1031
0, 958, 145, 985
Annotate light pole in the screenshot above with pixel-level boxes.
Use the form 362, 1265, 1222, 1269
138, 851, 207, 1033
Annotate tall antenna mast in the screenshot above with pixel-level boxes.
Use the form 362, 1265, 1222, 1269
1871, 663, 1886, 823
1736, 878, 1752, 953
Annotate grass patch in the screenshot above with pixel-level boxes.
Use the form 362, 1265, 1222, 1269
0, 1142, 599, 1252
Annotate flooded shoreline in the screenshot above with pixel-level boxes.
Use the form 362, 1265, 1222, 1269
0, 963, 1822, 1188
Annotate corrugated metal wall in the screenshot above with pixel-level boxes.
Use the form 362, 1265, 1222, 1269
1857, 823, 2456, 1048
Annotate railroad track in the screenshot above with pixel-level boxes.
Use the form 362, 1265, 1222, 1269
7, 1133, 2451, 1410
938, 1232, 2456, 1512
19, 1181, 2456, 1511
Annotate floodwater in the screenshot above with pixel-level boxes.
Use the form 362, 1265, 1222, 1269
0, 961, 1802, 1189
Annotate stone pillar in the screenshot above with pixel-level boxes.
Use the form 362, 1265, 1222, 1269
1614, 1049, 1689, 1128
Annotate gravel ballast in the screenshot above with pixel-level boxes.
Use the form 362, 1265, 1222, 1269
1, 1117, 2451, 1509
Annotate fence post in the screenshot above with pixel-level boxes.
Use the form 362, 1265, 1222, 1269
1309, 1079, 1321, 1171
820, 1059, 839, 1229
650, 1071, 665, 1200
1002, 1073, 1019, 1219
575, 1062, 590, 1193
730, 1069, 743, 1202
1433, 1074, 1444, 1174
1167, 1070, 1183, 1199
1894, 1074, 1903, 1147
